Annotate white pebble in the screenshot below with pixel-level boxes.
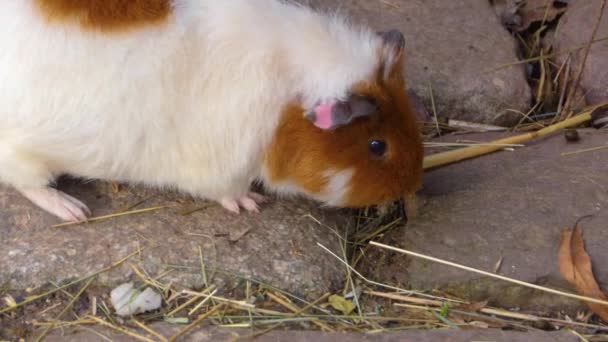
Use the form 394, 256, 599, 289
110, 283, 162, 316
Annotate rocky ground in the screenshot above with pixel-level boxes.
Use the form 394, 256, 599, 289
39, 323, 580, 342
361, 129, 608, 314
2, 0, 608, 341
0, 185, 351, 301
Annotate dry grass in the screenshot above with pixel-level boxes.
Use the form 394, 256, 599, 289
421, 0, 608, 168
3, 219, 608, 341
369, 241, 608, 307
3, 181, 608, 341
423, 104, 607, 170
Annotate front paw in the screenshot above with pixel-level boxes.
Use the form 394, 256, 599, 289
219, 192, 267, 214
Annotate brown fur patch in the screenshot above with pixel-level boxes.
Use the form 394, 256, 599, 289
264, 103, 329, 196
265, 75, 423, 208
35, 0, 172, 32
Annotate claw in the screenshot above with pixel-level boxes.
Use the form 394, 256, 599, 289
219, 192, 266, 214
238, 196, 260, 213
247, 192, 267, 203
18, 187, 91, 222
220, 198, 241, 214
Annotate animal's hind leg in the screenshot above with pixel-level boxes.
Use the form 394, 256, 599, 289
0, 143, 91, 222
18, 187, 91, 222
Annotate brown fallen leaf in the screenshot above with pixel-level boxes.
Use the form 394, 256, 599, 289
453, 300, 489, 313
448, 300, 506, 329
559, 225, 608, 321
517, 0, 567, 32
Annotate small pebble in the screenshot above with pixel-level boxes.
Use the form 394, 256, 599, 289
564, 129, 580, 142
110, 283, 162, 316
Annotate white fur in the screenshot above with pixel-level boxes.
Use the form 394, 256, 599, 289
319, 169, 354, 206
0, 0, 381, 207
266, 168, 354, 206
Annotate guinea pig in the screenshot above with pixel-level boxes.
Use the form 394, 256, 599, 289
0, 0, 423, 222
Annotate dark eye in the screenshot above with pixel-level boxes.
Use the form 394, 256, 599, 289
368, 139, 387, 157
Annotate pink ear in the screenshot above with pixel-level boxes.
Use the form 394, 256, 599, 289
306, 95, 377, 130
310, 100, 337, 130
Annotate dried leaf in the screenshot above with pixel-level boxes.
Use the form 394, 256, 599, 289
558, 228, 575, 283
558, 226, 608, 321
453, 300, 489, 313
448, 315, 467, 325
517, 0, 567, 32
328, 295, 355, 315
446, 301, 490, 328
